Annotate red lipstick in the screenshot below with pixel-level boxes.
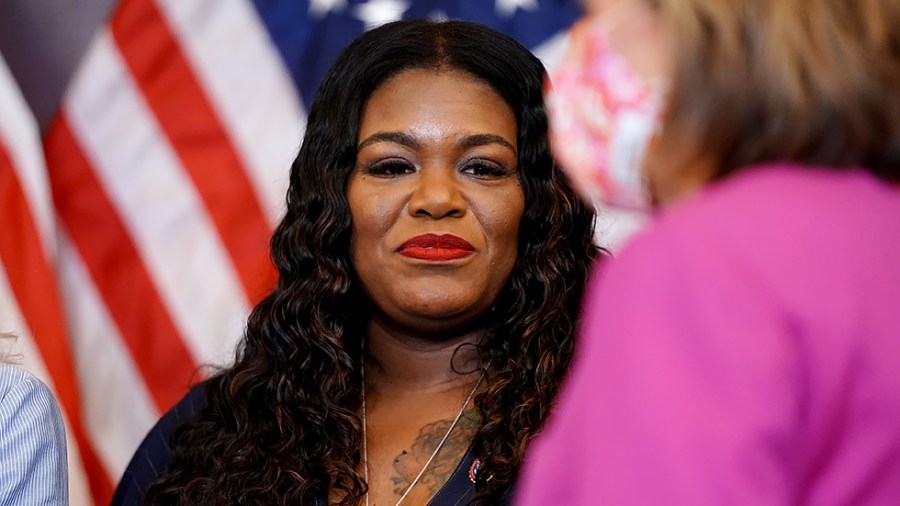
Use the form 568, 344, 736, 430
397, 234, 475, 261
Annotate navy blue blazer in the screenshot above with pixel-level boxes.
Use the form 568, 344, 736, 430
111, 383, 504, 505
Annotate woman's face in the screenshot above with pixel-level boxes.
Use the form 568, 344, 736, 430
348, 69, 524, 335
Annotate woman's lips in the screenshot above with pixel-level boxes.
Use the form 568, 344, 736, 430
397, 234, 475, 261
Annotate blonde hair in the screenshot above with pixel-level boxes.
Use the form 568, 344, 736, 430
651, 0, 900, 182
0, 332, 15, 364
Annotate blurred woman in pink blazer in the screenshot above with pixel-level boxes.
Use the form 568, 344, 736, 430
517, 0, 900, 504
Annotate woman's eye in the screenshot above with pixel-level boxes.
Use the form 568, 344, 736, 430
365, 159, 415, 176
462, 160, 508, 178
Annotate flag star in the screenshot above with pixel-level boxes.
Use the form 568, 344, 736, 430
308, 0, 348, 18
353, 0, 410, 30
495, 0, 540, 18
428, 10, 449, 22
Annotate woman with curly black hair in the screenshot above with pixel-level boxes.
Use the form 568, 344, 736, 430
112, 19, 598, 506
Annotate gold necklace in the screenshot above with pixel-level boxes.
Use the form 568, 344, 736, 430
361, 359, 484, 506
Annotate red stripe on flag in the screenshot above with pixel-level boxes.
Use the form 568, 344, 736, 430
0, 144, 114, 504
111, 0, 276, 304
43, 115, 199, 412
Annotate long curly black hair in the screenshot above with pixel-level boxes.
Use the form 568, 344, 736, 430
145, 19, 599, 505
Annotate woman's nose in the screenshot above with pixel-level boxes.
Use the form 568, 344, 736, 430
407, 167, 466, 219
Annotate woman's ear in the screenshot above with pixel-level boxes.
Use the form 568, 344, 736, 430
643, 138, 715, 208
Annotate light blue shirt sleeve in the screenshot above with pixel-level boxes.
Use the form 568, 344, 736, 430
0, 363, 69, 505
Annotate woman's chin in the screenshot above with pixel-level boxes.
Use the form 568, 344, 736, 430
379, 302, 492, 339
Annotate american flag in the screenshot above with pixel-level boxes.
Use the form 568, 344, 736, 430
0, 0, 590, 504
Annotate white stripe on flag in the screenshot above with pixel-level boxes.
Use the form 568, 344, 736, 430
159, 0, 306, 226
56, 232, 161, 481
66, 30, 250, 366
532, 30, 570, 73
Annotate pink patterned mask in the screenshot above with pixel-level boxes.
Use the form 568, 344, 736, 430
546, 19, 664, 211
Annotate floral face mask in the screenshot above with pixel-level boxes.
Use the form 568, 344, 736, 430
545, 18, 665, 211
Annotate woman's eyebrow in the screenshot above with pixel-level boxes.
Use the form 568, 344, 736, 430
458, 134, 517, 155
358, 131, 421, 150
357, 132, 516, 156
